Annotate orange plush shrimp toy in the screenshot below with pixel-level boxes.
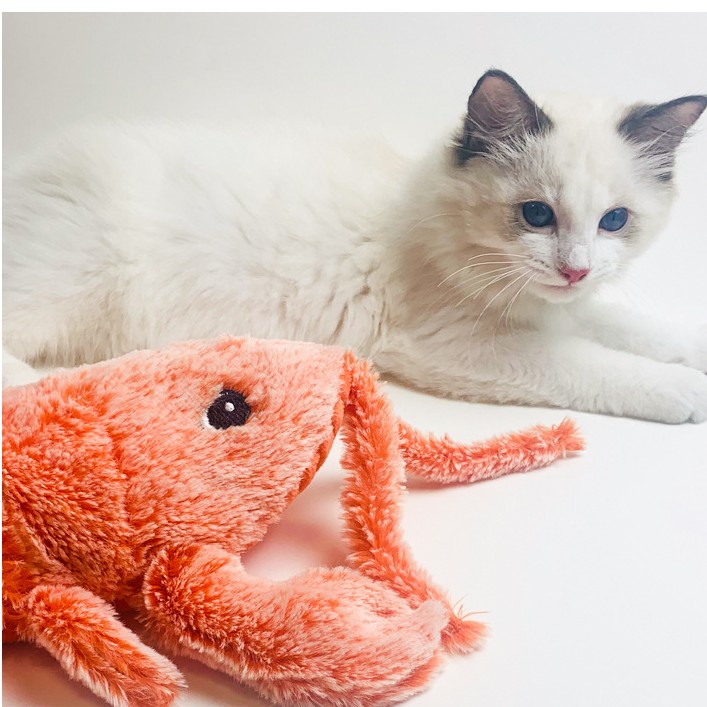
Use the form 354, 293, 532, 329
3, 337, 583, 707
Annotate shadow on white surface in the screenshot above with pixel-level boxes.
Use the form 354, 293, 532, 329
2, 643, 268, 707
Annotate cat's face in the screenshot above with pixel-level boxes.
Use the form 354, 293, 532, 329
449, 71, 706, 304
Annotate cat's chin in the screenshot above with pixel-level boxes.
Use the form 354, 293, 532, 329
530, 281, 589, 304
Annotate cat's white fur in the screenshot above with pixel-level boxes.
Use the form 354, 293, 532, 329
3, 86, 707, 423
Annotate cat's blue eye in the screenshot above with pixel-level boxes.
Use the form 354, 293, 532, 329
599, 207, 629, 232
522, 201, 555, 228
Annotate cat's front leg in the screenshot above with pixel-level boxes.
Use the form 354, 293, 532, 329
384, 332, 707, 423
2, 348, 46, 388
691, 324, 707, 372
568, 300, 707, 372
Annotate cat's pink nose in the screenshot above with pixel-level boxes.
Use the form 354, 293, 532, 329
559, 267, 590, 285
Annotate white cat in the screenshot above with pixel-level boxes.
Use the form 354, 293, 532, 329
3, 70, 707, 423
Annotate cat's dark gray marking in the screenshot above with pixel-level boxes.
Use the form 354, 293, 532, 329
618, 95, 707, 181
453, 69, 553, 167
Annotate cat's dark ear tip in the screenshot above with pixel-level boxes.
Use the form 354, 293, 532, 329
669, 94, 707, 126
667, 94, 707, 110
692, 94, 707, 113
471, 68, 520, 94
469, 69, 537, 109
671, 94, 707, 108
618, 93, 707, 178
478, 68, 516, 81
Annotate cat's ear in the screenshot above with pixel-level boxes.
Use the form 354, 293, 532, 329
619, 95, 707, 180
454, 69, 552, 166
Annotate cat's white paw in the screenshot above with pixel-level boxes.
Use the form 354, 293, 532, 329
2, 350, 45, 389
642, 366, 707, 424
684, 325, 707, 373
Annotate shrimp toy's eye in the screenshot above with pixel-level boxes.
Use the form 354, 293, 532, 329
204, 389, 251, 429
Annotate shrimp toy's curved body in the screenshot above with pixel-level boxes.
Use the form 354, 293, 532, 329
3, 337, 582, 707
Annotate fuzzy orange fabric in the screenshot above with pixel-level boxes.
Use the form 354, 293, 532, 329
2, 337, 584, 706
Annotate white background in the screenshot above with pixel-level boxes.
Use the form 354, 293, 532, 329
3, 13, 707, 707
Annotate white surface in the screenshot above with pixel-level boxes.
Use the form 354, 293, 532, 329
3, 12, 707, 707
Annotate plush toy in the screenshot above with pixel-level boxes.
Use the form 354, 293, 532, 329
3, 337, 583, 707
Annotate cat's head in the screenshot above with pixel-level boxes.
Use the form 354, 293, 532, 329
446, 69, 706, 303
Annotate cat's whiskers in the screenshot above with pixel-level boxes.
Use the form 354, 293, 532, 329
432, 260, 529, 314
425, 274, 507, 318
466, 251, 529, 262
438, 260, 530, 288
490, 272, 537, 358
456, 265, 529, 306
451, 269, 522, 309
502, 272, 537, 331
465, 266, 529, 296
468, 269, 532, 341
492, 272, 537, 343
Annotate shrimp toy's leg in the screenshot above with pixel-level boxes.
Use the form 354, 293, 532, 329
16, 583, 184, 707
143, 543, 448, 707
339, 358, 584, 654
3, 516, 184, 706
